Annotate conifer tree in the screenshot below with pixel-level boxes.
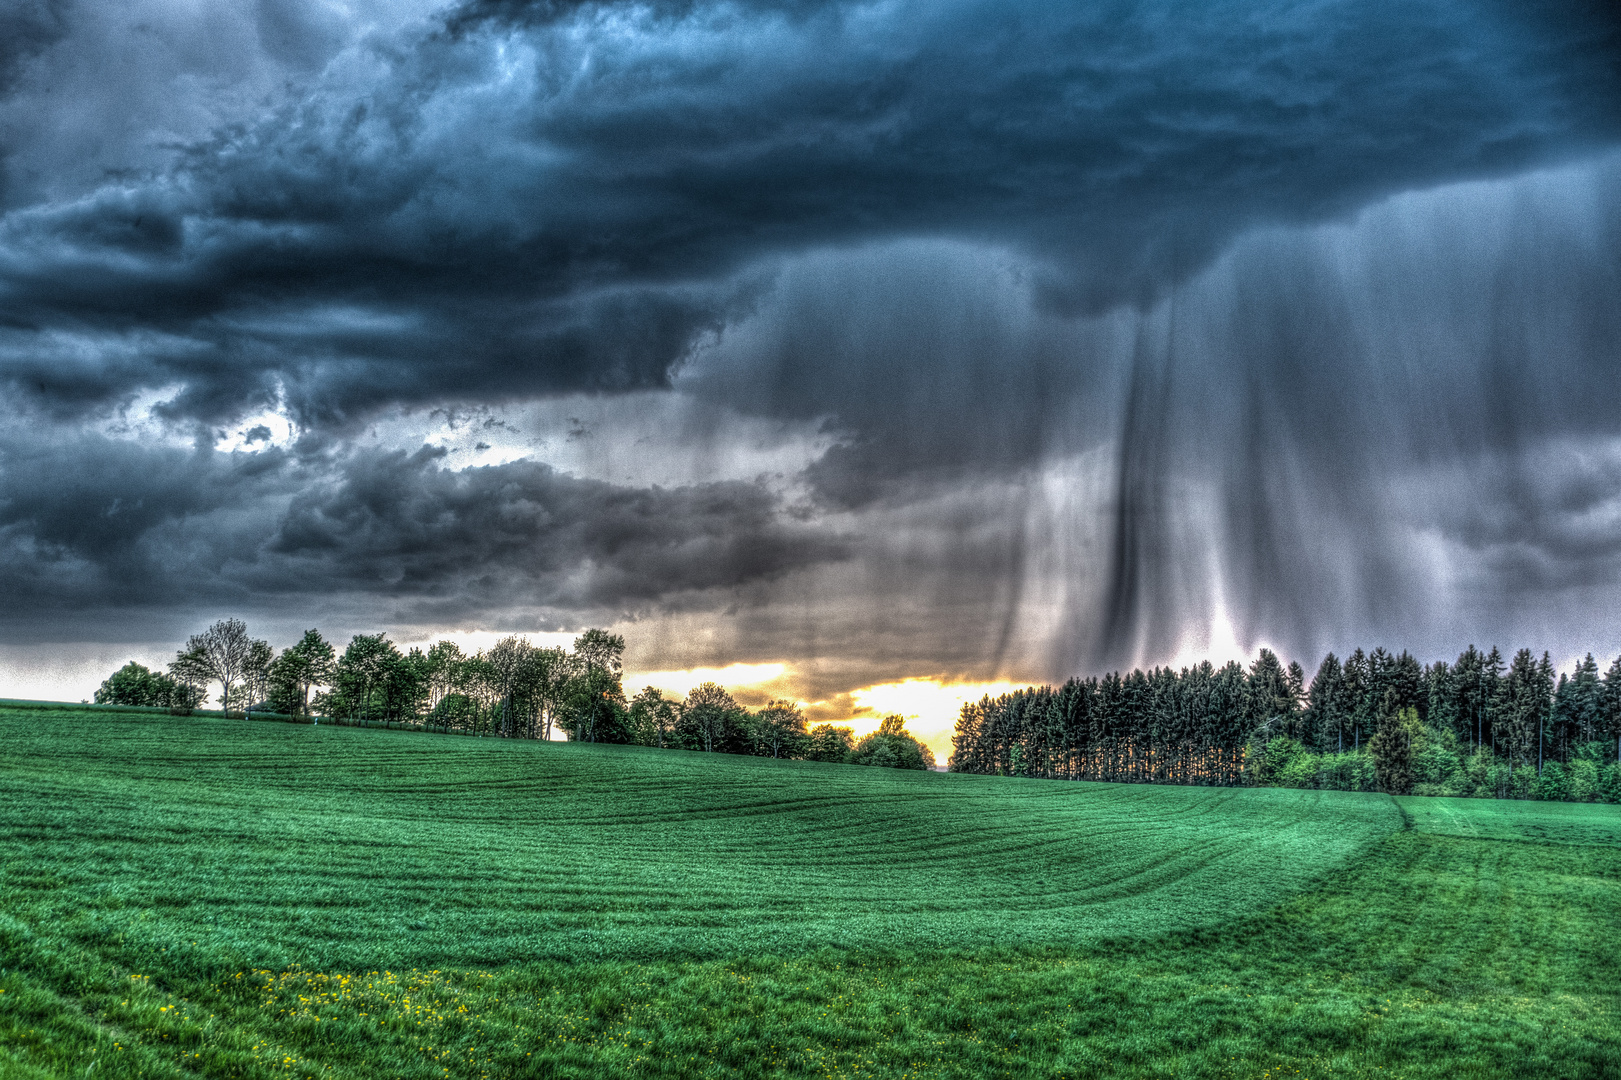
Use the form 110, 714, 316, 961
1343, 648, 1370, 750
1306, 653, 1343, 753
1450, 645, 1487, 749
1601, 655, 1621, 763
1368, 702, 1421, 795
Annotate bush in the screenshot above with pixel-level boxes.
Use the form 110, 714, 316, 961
1572, 741, 1611, 763
1353, 754, 1378, 791
1315, 751, 1377, 792
1535, 762, 1567, 802
1566, 759, 1599, 803
1599, 763, 1621, 804
1457, 748, 1492, 797
1411, 731, 1460, 791
1317, 752, 1351, 791
1251, 736, 1304, 786
1277, 750, 1321, 789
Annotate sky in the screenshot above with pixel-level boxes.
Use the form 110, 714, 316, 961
1, 0, 1619, 755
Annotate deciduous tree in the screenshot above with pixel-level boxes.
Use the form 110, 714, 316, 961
755, 700, 809, 759
629, 687, 678, 748
807, 723, 856, 763
850, 715, 934, 770
679, 682, 742, 753
243, 639, 274, 718
267, 630, 336, 720
94, 662, 182, 708
190, 618, 254, 715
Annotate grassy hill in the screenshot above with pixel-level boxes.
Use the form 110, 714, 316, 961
2, 707, 1618, 1079
0, 709, 1396, 968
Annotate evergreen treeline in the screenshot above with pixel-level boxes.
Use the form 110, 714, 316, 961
93, 621, 936, 769
950, 646, 1621, 801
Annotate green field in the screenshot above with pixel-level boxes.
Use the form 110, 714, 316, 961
1399, 794, 1621, 847
2, 708, 1618, 1078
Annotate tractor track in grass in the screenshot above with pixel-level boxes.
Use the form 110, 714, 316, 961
1, 708, 1400, 969
3, 708, 1618, 1078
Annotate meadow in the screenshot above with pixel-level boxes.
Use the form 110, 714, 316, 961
2, 708, 1617, 1078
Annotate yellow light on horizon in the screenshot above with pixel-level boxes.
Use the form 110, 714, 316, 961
847, 677, 1029, 761
624, 663, 791, 701
620, 663, 1032, 766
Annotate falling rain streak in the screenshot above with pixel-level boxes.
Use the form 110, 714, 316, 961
1008, 153, 1621, 678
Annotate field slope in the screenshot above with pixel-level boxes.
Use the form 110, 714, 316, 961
2, 708, 1618, 1079
0, 709, 1395, 967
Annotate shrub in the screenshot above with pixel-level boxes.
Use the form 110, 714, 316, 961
1411, 731, 1460, 791
1318, 752, 1352, 791
1535, 762, 1567, 802
1252, 736, 1305, 787
1478, 759, 1514, 799
1566, 759, 1599, 803
1572, 741, 1610, 763
1458, 748, 1492, 797
1599, 763, 1621, 804
1277, 750, 1321, 789
1350, 753, 1379, 792
1316, 751, 1377, 792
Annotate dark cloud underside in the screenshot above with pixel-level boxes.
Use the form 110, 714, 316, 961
2, 0, 1617, 423
1, 0, 1619, 688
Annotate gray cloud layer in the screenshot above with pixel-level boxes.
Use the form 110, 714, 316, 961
3, 0, 1616, 423
0, 424, 843, 639
1, 0, 1620, 691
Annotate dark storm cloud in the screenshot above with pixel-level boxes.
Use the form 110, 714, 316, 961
267, 444, 846, 606
679, 242, 1109, 508
1, 0, 1617, 426
447, 0, 832, 27
0, 425, 844, 640
1082, 154, 1621, 670
3, 0, 1621, 687
0, 2, 67, 93
1422, 442, 1621, 594
672, 151, 1621, 676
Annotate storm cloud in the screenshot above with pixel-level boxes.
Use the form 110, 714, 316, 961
0, 420, 843, 637
3, 0, 1617, 420
1, 0, 1619, 701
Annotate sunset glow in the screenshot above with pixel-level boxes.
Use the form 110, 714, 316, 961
618, 665, 1032, 764
845, 679, 1030, 761
624, 663, 793, 703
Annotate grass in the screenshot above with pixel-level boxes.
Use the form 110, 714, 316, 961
1398, 795, 1621, 846
0, 709, 1398, 967
1, 707, 1617, 1078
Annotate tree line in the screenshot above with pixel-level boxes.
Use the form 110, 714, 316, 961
950, 645, 1621, 801
93, 620, 936, 769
